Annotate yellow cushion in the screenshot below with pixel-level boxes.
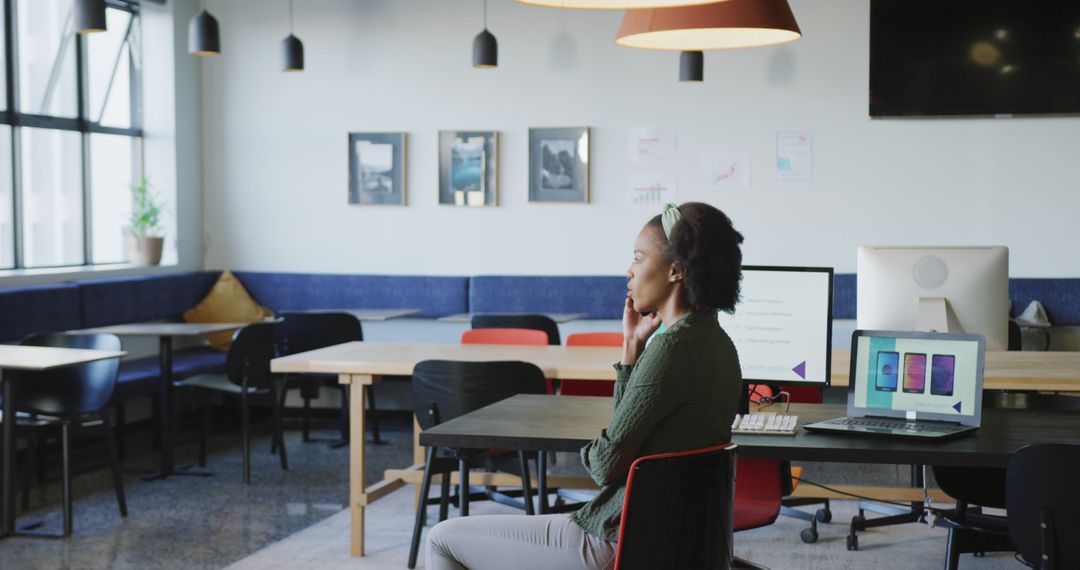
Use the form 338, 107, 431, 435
183, 270, 273, 351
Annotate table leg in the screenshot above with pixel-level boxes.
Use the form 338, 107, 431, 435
144, 336, 210, 481
537, 451, 548, 515
348, 374, 373, 557
1, 369, 13, 538
413, 415, 424, 506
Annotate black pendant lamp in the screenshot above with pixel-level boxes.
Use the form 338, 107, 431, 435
679, 50, 703, 82
75, 0, 107, 34
282, 0, 304, 71
473, 0, 498, 68
189, 3, 221, 57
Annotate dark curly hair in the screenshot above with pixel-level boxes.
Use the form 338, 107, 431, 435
647, 202, 744, 313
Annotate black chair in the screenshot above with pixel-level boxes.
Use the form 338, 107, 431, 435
407, 359, 547, 569
1006, 443, 1080, 570
11, 333, 126, 537
613, 444, 737, 570
931, 465, 1012, 569
471, 314, 561, 346
175, 321, 287, 484
276, 311, 381, 445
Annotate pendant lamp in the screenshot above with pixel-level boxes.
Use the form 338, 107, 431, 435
189, 5, 221, 56
473, 0, 498, 68
282, 0, 304, 71
679, 50, 703, 81
518, 0, 719, 8
616, 0, 801, 51
75, 0, 107, 34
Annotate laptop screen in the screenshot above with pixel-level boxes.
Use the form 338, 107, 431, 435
849, 330, 985, 426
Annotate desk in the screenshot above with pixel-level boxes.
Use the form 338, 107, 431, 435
270, 341, 620, 556
339, 309, 421, 321
71, 322, 246, 480
829, 348, 1080, 392
1, 345, 126, 538
422, 396, 1080, 469
437, 312, 587, 324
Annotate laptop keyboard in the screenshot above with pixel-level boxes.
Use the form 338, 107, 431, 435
822, 417, 959, 433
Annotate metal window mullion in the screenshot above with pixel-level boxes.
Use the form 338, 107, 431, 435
76, 24, 90, 266
7, 0, 22, 269
95, 13, 134, 124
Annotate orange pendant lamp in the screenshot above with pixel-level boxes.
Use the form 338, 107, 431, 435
616, 0, 801, 50
518, 0, 721, 9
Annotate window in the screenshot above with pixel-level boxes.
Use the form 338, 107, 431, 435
1, 0, 145, 270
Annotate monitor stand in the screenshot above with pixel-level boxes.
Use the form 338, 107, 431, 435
916, 297, 963, 334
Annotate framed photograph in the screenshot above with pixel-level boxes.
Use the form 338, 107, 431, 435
439, 130, 498, 207
529, 127, 589, 203
349, 132, 406, 205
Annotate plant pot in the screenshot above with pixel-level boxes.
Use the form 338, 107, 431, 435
127, 234, 164, 266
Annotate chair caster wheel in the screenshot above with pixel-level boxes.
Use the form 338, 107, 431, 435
801, 527, 818, 543
846, 534, 859, 551
816, 508, 832, 523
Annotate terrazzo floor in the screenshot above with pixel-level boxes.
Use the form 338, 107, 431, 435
1, 411, 1026, 570
0, 411, 411, 570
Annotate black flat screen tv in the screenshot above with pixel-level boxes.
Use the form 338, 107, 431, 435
870, 0, 1080, 117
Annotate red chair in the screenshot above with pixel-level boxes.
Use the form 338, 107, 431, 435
614, 443, 737, 570
562, 332, 622, 397
744, 384, 832, 542
460, 328, 552, 393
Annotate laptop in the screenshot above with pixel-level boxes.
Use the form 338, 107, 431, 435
803, 330, 985, 440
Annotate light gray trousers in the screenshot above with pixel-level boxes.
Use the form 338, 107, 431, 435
426, 513, 617, 570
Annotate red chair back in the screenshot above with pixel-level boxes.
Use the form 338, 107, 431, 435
733, 458, 784, 532
561, 332, 622, 397
460, 328, 549, 346
461, 328, 552, 393
614, 443, 737, 570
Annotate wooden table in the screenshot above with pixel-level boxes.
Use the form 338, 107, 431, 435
71, 322, 246, 480
829, 348, 1080, 391
437, 312, 588, 324
1, 345, 126, 538
270, 341, 1080, 557
269, 341, 620, 556
342, 308, 421, 321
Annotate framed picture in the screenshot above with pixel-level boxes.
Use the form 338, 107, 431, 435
349, 132, 406, 205
439, 130, 498, 207
529, 127, 589, 203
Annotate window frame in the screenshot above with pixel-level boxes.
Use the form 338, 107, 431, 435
1, 0, 144, 270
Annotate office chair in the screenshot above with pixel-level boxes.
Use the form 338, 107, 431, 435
407, 359, 547, 569
471, 314, 561, 346
614, 444, 737, 570
176, 321, 287, 484
1007, 443, 1080, 570
461, 327, 552, 394
562, 332, 621, 397
11, 333, 127, 537
275, 311, 381, 446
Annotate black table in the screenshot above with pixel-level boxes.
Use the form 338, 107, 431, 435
420, 395, 1080, 512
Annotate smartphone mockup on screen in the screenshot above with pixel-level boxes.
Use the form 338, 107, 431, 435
903, 353, 927, 393
931, 354, 956, 396
875, 351, 899, 392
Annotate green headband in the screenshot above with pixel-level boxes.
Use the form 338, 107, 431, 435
661, 203, 681, 240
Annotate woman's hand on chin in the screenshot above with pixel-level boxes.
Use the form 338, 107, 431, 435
621, 295, 661, 365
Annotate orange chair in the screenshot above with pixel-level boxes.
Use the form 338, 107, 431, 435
562, 332, 622, 397
460, 328, 552, 393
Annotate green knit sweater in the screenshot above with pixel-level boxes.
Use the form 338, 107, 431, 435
570, 311, 742, 541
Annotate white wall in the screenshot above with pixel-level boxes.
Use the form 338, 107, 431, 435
200, 0, 1080, 278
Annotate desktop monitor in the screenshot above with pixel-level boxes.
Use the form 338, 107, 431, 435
856, 246, 1009, 351
718, 266, 834, 389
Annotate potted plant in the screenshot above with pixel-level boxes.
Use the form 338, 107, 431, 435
126, 175, 165, 266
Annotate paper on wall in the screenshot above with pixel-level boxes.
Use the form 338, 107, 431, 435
698, 152, 751, 190
628, 127, 676, 163
627, 172, 677, 210
776, 131, 812, 182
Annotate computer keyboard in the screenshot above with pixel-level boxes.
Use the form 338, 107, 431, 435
731, 413, 799, 435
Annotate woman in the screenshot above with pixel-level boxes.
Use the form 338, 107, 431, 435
427, 202, 744, 570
